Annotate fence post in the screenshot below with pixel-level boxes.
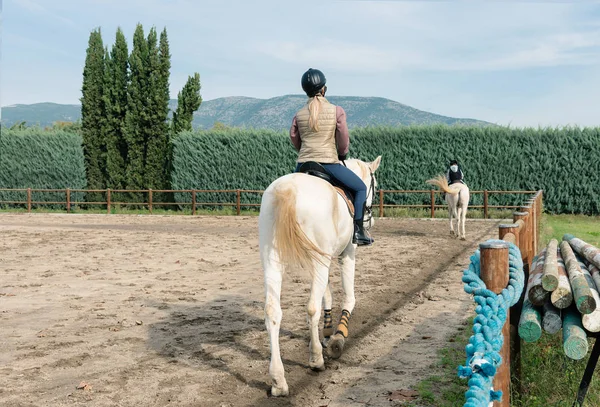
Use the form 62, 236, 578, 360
430, 190, 435, 218
530, 200, 537, 253
236, 189, 241, 216
484, 190, 489, 219
192, 190, 196, 216
537, 192, 543, 249
513, 211, 528, 265
379, 190, 384, 218
66, 188, 71, 213
500, 221, 523, 398
520, 206, 534, 267
27, 188, 31, 213
148, 189, 153, 214
499, 223, 519, 247
480, 241, 511, 407
106, 189, 111, 214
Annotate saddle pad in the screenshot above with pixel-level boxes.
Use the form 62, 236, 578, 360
334, 186, 355, 217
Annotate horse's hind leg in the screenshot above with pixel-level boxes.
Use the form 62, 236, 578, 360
328, 243, 356, 359
448, 198, 456, 236
264, 262, 288, 396
457, 206, 466, 240
321, 281, 334, 348
307, 261, 330, 371
460, 204, 467, 240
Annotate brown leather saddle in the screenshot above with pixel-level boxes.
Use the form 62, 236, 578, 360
297, 162, 355, 217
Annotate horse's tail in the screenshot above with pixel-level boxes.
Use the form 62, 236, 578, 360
426, 174, 459, 195
272, 183, 330, 276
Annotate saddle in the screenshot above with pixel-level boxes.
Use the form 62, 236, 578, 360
297, 162, 355, 217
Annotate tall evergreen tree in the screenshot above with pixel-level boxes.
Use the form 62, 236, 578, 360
168, 73, 201, 199
124, 24, 148, 197
104, 28, 129, 192
143, 27, 171, 198
172, 73, 202, 134
81, 28, 106, 201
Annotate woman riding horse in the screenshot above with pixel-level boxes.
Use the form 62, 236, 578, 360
289, 68, 373, 246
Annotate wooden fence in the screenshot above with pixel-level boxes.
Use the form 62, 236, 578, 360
0, 188, 540, 217
478, 190, 543, 406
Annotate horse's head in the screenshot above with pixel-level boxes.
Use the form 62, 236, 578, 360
345, 155, 382, 230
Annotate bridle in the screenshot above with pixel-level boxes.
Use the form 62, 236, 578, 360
363, 169, 376, 231
341, 159, 376, 230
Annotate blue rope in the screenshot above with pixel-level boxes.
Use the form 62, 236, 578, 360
458, 239, 524, 407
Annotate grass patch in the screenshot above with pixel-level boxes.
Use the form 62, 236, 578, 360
540, 213, 600, 247
515, 334, 600, 407
0, 205, 517, 220
0, 205, 260, 217
380, 207, 514, 219
406, 319, 472, 406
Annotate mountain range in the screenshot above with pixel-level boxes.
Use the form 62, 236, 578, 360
1, 95, 493, 130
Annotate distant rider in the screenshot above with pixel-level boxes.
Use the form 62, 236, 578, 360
446, 160, 465, 185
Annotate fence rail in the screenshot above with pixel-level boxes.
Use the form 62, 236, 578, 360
0, 188, 540, 217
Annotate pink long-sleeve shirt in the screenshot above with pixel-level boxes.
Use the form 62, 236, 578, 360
289, 105, 350, 156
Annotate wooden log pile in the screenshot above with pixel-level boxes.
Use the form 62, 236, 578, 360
518, 235, 600, 360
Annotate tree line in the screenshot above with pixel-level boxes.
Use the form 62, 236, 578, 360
81, 24, 201, 202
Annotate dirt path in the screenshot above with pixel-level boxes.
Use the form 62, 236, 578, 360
0, 214, 500, 406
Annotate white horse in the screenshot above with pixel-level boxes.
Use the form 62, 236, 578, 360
426, 175, 470, 240
258, 156, 381, 397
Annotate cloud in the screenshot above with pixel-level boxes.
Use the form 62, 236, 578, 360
257, 40, 421, 73
4, 33, 73, 57
431, 31, 600, 71
11, 0, 77, 27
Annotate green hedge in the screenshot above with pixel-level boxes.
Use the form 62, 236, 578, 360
0, 129, 87, 207
2, 126, 599, 215
171, 126, 600, 215
171, 129, 295, 208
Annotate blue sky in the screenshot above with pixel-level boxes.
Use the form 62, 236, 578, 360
1, 0, 600, 127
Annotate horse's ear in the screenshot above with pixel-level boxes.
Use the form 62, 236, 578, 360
370, 155, 382, 172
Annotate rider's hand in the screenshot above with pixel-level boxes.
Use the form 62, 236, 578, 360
338, 154, 347, 161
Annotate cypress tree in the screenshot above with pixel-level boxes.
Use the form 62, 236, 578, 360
143, 27, 171, 200
172, 73, 202, 134
104, 28, 129, 194
81, 28, 106, 201
169, 73, 201, 200
124, 24, 148, 199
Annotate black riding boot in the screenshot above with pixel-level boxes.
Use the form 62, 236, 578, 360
353, 220, 374, 246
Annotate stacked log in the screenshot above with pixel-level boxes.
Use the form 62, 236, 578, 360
517, 235, 600, 360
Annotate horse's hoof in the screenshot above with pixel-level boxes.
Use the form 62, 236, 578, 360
327, 335, 346, 359
270, 384, 289, 397
310, 362, 326, 372
460, 237, 466, 241
321, 337, 330, 348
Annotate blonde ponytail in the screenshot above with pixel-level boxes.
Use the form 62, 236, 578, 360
308, 95, 322, 131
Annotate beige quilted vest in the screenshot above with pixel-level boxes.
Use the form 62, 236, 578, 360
296, 97, 338, 164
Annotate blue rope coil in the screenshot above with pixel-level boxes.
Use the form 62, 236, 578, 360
459, 239, 524, 407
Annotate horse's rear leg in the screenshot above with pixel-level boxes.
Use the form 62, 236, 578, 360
459, 205, 467, 240
448, 199, 456, 236
329, 244, 356, 359
321, 282, 333, 348
307, 262, 330, 371
264, 264, 288, 396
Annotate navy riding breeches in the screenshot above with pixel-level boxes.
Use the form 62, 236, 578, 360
295, 163, 367, 220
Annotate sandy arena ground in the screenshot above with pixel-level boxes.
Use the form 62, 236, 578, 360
0, 214, 501, 407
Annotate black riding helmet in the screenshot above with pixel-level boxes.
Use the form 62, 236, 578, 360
449, 159, 459, 166
301, 68, 326, 97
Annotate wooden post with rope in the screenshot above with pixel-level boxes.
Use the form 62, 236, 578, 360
480, 241, 511, 407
